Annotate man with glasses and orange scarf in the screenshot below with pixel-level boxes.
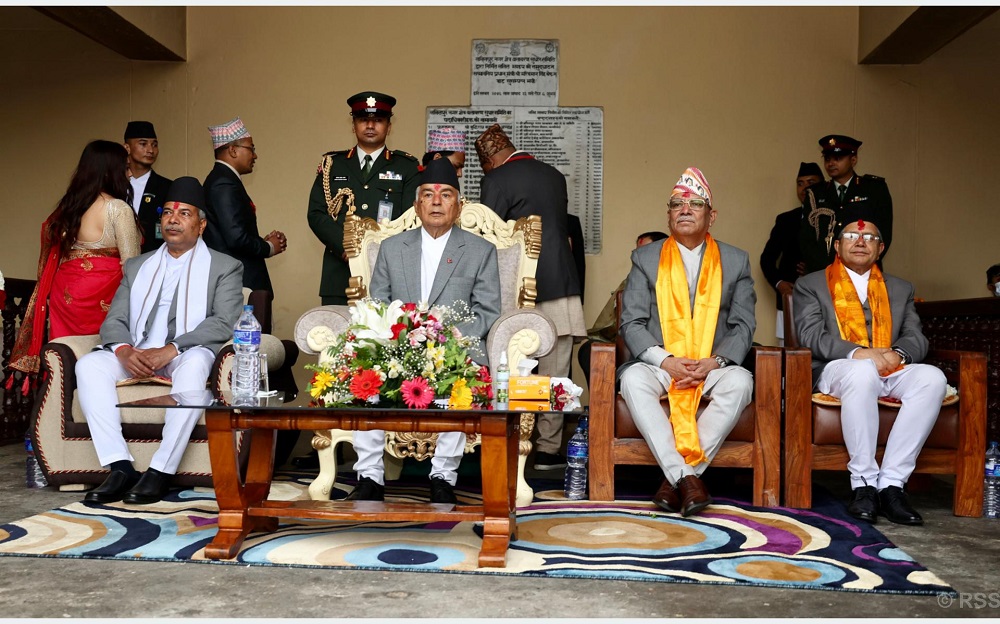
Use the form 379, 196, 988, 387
793, 208, 944, 526
618, 167, 756, 517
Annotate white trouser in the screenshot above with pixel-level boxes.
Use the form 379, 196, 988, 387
620, 362, 753, 485
353, 430, 466, 486
76, 347, 215, 474
535, 334, 574, 453
818, 359, 945, 490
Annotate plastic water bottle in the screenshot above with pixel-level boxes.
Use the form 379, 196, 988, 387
232, 304, 261, 401
564, 416, 589, 500
494, 351, 509, 410
985, 441, 1000, 519
25, 433, 47, 489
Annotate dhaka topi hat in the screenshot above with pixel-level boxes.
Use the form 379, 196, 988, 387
474, 123, 514, 167
798, 162, 824, 179
420, 154, 461, 193
819, 134, 862, 156
124, 121, 156, 141
347, 91, 395, 118
428, 126, 466, 153
671, 167, 713, 207
208, 117, 250, 149
164, 176, 206, 212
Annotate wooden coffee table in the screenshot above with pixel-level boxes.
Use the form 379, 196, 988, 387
122, 391, 520, 568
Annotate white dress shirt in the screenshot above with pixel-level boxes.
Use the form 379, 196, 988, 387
420, 227, 451, 303
129, 170, 151, 214
357, 146, 386, 168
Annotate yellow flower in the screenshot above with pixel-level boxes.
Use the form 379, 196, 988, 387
448, 378, 473, 410
310, 370, 336, 399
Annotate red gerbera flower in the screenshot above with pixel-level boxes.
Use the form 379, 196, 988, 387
400, 377, 433, 409
349, 369, 383, 401
390, 322, 408, 340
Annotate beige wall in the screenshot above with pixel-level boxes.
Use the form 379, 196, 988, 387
2, 6, 999, 382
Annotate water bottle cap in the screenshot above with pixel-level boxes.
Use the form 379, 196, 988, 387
244, 304, 254, 312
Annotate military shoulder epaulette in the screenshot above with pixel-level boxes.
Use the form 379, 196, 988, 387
391, 150, 419, 162
861, 173, 885, 181
323, 149, 350, 157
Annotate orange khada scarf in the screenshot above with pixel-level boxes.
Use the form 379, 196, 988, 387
825, 256, 902, 374
654, 234, 722, 466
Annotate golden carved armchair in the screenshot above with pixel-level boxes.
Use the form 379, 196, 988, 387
295, 202, 556, 506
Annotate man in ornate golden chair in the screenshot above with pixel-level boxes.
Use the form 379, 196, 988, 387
346, 158, 502, 504
793, 209, 944, 525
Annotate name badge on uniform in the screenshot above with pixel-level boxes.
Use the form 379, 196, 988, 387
334, 176, 348, 182
154, 222, 163, 240
379, 171, 403, 181
377, 199, 394, 222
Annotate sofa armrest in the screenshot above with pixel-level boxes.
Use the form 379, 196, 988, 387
294, 305, 352, 355
485, 308, 557, 371
49, 334, 101, 360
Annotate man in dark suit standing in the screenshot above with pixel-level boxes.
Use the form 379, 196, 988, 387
793, 209, 943, 526
759, 162, 824, 344
307, 91, 421, 305
203, 117, 287, 294
123, 121, 172, 253
618, 167, 755, 517
476, 123, 586, 471
799, 135, 893, 274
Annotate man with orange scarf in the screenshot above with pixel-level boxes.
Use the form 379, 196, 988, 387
793, 209, 944, 525
619, 167, 755, 517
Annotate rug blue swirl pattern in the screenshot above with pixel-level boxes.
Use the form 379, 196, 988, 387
0, 474, 954, 595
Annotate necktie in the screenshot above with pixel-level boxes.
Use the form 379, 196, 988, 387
362, 155, 372, 177
837, 184, 847, 205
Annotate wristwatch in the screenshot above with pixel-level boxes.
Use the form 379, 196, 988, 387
713, 355, 729, 369
892, 347, 910, 364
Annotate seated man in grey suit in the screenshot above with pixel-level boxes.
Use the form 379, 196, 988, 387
793, 209, 944, 525
619, 167, 755, 517
78, 177, 244, 505
347, 157, 502, 504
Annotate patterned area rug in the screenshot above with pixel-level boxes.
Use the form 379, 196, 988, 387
0, 472, 954, 595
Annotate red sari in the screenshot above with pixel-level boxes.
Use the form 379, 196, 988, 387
9, 219, 123, 377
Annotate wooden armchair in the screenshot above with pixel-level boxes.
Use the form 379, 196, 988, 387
29, 290, 298, 490
588, 292, 783, 506
781, 290, 986, 517
295, 203, 557, 506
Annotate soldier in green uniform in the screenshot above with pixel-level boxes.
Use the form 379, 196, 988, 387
799, 134, 893, 273
307, 91, 421, 304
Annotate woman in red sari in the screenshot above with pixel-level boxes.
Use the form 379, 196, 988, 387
9, 140, 141, 385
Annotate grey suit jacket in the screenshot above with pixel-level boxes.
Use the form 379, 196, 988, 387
792, 268, 929, 385
369, 226, 502, 365
619, 237, 756, 375
100, 246, 245, 355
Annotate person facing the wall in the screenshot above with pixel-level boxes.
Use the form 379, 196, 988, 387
759, 161, 824, 345
475, 123, 587, 472
422, 126, 466, 178
123, 121, 173, 254
308, 91, 421, 305
618, 167, 756, 517
203, 117, 287, 296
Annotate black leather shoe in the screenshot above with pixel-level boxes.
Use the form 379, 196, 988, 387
429, 477, 458, 504
345, 476, 385, 501
533, 451, 567, 471
652, 479, 680, 513
879, 486, 924, 525
84, 470, 140, 504
847, 485, 879, 523
123, 469, 172, 505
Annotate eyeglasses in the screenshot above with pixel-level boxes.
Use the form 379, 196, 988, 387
668, 198, 709, 212
233, 144, 256, 154
841, 231, 881, 243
